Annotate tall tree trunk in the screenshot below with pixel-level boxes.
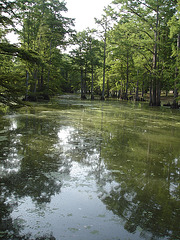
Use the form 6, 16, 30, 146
47, 39, 52, 92
84, 66, 87, 94
101, 26, 107, 101
33, 69, 38, 94
157, 80, 161, 105
118, 89, 121, 99
25, 70, 29, 100
81, 67, 86, 99
40, 66, 44, 91
107, 79, 110, 98
150, 1, 160, 106
91, 65, 94, 100
142, 80, 144, 100
135, 70, 139, 101
125, 51, 129, 100
149, 78, 152, 105
172, 33, 180, 108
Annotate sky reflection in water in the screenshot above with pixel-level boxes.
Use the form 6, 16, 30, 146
0, 99, 180, 240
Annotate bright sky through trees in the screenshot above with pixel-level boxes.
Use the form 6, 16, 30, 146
65, 0, 112, 31
7, 0, 112, 43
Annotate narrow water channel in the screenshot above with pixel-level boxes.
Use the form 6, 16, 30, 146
0, 97, 180, 240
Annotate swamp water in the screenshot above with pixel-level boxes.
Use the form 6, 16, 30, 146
0, 97, 180, 240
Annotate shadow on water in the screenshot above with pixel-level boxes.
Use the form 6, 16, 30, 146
0, 96, 180, 240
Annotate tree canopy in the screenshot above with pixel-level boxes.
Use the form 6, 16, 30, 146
0, 0, 180, 107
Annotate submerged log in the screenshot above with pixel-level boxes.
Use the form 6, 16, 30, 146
23, 93, 50, 102
163, 101, 179, 109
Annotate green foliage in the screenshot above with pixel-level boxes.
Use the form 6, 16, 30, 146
0, 0, 15, 27
106, 0, 178, 104
0, 0, 75, 104
0, 42, 42, 63
0, 0, 180, 105
70, 29, 102, 96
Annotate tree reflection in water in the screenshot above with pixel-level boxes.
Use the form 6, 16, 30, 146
0, 114, 65, 239
0, 101, 180, 240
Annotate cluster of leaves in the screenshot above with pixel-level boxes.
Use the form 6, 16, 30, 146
1, 0, 180, 107
69, 1, 180, 106
0, 0, 75, 105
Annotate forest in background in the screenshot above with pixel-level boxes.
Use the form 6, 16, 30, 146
0, 0, 180, 108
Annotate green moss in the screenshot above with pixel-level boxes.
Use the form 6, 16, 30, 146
0, 104, 9, 114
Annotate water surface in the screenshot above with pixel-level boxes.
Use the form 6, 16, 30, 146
0, 97, 180, 240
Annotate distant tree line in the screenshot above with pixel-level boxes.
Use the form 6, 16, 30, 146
0, 0, 180, 107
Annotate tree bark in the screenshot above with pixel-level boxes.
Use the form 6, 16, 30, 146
125, 51, 129, 100
47, 39, 52, 91
25, 70, 29, 100
101, 23, 107, 101
81, 68, 86, 99
91, 65, 94, 100
142, 81, 144, 99
135, 70, 139, 101
107, 79, 110, 98
149, 1, 160, 106
33, 69, 38, 94
172, 33, 180, 108
40, 66, 44, 90
84, 65, 87, 94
